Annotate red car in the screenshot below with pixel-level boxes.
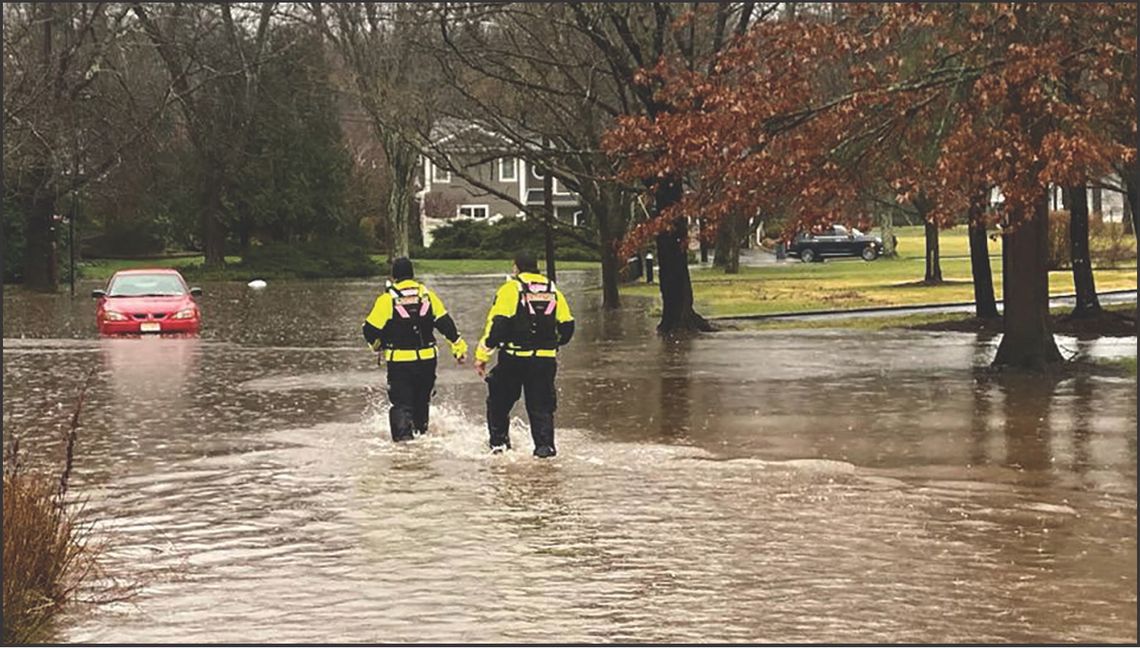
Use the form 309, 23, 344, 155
93, 269, 203, 335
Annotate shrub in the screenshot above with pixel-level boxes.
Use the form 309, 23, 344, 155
1089, 219, 1137, 268
1046, 210, 1137, 270
82, 218, 167, 257
184, 237, 383, 281
422, 217, 600, 262
1046, 210, 1071, 270
2, 373, 110, 645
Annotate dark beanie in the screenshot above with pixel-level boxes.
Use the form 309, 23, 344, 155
391, 257, 414, 280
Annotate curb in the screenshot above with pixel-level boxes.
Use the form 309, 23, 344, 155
710, 289, 1138, 321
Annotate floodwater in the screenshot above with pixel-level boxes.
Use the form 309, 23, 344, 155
3, 272, 1136, 643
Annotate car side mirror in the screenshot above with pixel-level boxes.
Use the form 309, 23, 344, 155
189, 287, 203, 297
91, 289, 106, 299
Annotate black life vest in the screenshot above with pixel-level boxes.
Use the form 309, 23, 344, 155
509, 277, 559, 350
382, 283, 435, 350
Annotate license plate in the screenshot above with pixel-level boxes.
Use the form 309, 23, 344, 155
140, 322, 161, 333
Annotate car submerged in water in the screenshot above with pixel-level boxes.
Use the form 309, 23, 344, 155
93, 269, 203, 335
787, 225, 884, 262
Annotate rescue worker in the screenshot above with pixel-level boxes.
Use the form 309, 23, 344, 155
363, 257, 468, 442
473, 251, 574, 458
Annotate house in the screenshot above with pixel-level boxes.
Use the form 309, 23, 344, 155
416, 120, 585, 246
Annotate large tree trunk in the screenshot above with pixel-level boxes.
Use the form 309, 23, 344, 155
22, 179, 59, 292
383, 135, 418, 261
967, 196, 998, 320
654, 178, 711, 334
923, 220, 943, 284
201, 166, 227, 269
1067, 184, 1101, 318
992, 197, 1064, 370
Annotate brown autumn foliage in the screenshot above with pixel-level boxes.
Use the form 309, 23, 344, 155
603, 3, 1136, 252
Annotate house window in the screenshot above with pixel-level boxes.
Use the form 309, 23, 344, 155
499, 158, 517, 182
457, 205, 489, 219
433, 163, 451, 184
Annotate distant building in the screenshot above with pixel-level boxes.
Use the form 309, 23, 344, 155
416, 119, 584, 246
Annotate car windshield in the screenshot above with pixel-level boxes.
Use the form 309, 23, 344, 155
852, 228, 863, 236
832, 225, 848, 236
107, 274, 186, 297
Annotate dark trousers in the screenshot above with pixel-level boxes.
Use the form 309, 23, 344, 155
386, 358, 437, 441
486, 353, 557, 451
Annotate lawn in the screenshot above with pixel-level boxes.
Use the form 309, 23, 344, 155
887, 224, 1137, 260
735, 302, 1137, 332
625, 224, 1137, 319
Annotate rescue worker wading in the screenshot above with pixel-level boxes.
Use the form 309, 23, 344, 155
363, 257, 468, 442
474, 251, 574, 458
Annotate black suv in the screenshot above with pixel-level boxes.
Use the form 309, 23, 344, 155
788, 225, 883, 262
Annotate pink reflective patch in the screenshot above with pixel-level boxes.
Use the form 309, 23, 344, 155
419, 300, 431, 316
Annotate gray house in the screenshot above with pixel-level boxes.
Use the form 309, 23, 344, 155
416, 120, 584, 246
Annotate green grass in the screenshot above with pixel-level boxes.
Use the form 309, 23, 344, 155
1097, 356, 1138, 376
737, 302, 1137, 332
888, 224, 1137, 260
627, 244, 1137, 318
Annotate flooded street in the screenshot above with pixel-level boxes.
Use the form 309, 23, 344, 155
3, 272, 1136, 643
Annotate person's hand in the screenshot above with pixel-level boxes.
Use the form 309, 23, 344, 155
451, 338, 469, 365
474, 359, 487, 378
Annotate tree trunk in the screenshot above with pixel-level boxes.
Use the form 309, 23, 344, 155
880, 212, 897, 258
923, 220, 943, 284
654, 178, 711, 334
967, 197, 998, 320
713, 214, 744, 273
1124, 176, 1136, 236
699, 218, 709, 264
201, 168, 227, 269
1067, 184, 1101, 318
409, 196, 424, 249
382, 134, 417, 260
594, 189, 626, 310
23, 181, 59, 292
1091, 185, 1102, 216
543, 168, 556, 281
992, 197, 1064, 370
600, 239, 621, 309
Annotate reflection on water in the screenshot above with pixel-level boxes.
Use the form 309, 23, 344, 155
2, 276, 1137, 643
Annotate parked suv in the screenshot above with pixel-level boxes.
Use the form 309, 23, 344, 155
788, 225, 883, 262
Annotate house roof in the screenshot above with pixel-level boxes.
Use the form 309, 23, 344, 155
428, 117, 544, 154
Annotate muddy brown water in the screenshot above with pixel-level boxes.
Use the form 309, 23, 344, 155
3, 273, 1136, 643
